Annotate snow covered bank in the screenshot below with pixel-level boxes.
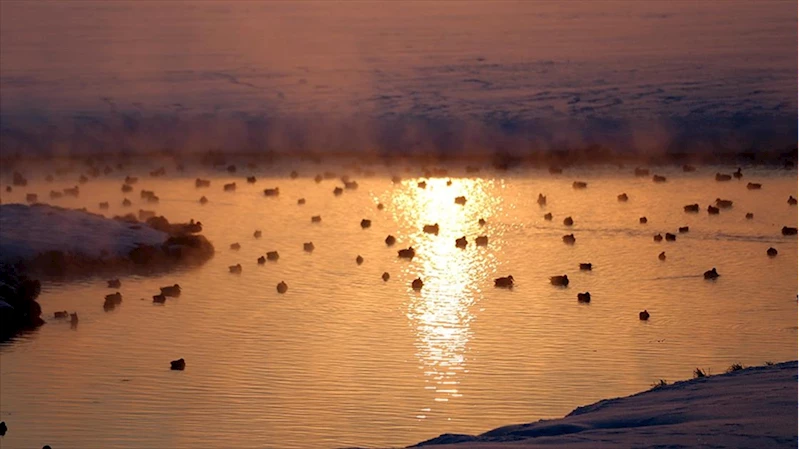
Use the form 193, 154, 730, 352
413, 361, 797, 449
0, 203, 214, 275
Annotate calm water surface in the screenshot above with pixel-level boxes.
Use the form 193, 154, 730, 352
0, 163, 797, 449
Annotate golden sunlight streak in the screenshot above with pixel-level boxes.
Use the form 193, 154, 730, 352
390, 178, 502, 409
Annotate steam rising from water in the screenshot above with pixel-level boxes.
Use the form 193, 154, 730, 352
1, 1, 796, 158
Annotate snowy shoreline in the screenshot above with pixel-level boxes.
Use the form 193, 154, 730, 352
410, 361, 798, 449
0, 203, 214, 276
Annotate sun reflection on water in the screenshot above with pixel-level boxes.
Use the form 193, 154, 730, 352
390, 178, 502, 410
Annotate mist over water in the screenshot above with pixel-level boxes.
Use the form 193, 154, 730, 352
1, 1, 796, 158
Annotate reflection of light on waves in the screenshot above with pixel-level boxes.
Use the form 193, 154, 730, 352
391, 178, 500, 417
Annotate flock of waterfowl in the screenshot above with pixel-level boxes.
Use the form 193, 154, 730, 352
4, 161, 797, 371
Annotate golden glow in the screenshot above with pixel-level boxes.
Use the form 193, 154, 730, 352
390, 177, 501, 407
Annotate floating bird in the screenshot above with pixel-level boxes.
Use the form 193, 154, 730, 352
385, 235, 397, 246
563, 216, 574, 226
782, 226, 797, 235
475, 235, 489, 246
550, 275, 569, 286
170, 358, 186, 370
788, 196, 797, 206
572, 181, 587, 189
654, 234, 663, 242
745, 213, 754, 219
398, 247, 415, 259
382, 272, 390, 282
658, 251, 666, 261
297, 198, 306, 205
707, 205, 720, 214
563, 234, 576, 244
264, 187, 280, 197
703, 268, 720, 279
230, 243, 241, 250
304, 242, 315, 252
746, 182, 761, 190
767, 247, 778, 257
360, 219, 372, 229
423, 224, 440, 235
537, 194, 547, 205
356, 255, 364, 265
715, 198, 733, 208
639, 310, 650, 321
311, 215, 322, 223
229, 264, 242, 274
254, 230, 262, 238
277, 281, 288, 294
544, 213, 553, 221
494, 276, 514, 288
579, 263, 592, 271
678, 226, 689, 233
652, 175, 667, 183
684, 203, 699, 212
266, 251, 279, 261
454, 196, 467, 205
223, 182, 236, 192
411, 278, 424, 290
639, 216, 648, 224
715, 173, 732, 181
665, 233, 676, 241
153, 294, 167, 303
160, 285, 181, 297
455, 236, 468, 248
577, 292, 591, 303
618, 193, 628, 202
257, 256, 266, 264
246, 176, 256, 183
733, 168, 743, 179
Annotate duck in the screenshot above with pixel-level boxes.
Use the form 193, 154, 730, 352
257, 256, 266, 264
733, 167, 743, 179
277, 281, 288, 294
678, 226, 689, 233
475, 235, 489, 246
160, 284, 181, 297
572, 181, 587, 189
314, 174, 324, 183
454, 196, 467, 205
715, 198, 733, 208
199, 196, 209, 204
707, 205, 720, 214
665, 233, 676, 241
104, 292, 123, 310
682, 164, 696, 172
562, 234, 576, 244
290, 170, 299, 179
377, 203, 385, 210
254, 230, 262, 239
170, 358, 186, 370
788, 196, 797, 206
107, 279, 121, 288
385, 235, 397, 246
246, 176, 256, 183
549, 166, 563, 174
54, 310, 69, 319
398, 247, 416, 259
391, 175, 402, 184
333, 187, 344, 196
360, 219, 372, 229
303, 242, 315, 252
577, 292, 591, 303
140, 189, 156, 200
153, 294, 167, 303
745, 212, 754, 219
715, 173, 732, 181
767, 247, 778, 257
297, 198, 306, 205
423, 224, 440, 235
579, 263, 592, 271
417, 181, 427, 189
356, 255, 364, 265
658, 251, 666, 261
782, 226, 797, 235
229, 264, 243, 274
544, 213, 553, 221
98, 201, 109, 210
494, 275, 514, 288
455, 236, 468, 248
344, 180, 359, 190
25, 193, 38, 203
79, 174, 89, 184
226, 165, 236, 173
382, 272, 390, 282
703, 268, 720, 279
264, 187, 280, 197
64, 186, 79, 197
125, 175, 139, 185
746, 182, 761, 190
70, 312, 79, 325
230, 242, 241, 250
311, 215, 322, 223
122, 198, 132, 207
50, 190, 64, 199
617, 193, 628, 202
195, 178, 211, 188
121, 184, 133, 193
223, 182, 236, 192
634, 167, 649, 177
653, 234, 663, 242
411, 278, 424, 290
652, 175, 667, 183
550, 275, 569, 286
266, 251, 279, 261
537, 194, 547, 206
684, 204, 699, 213
639, 310, 650, 321
563, 216, 574, 226
639, 216, 648, 224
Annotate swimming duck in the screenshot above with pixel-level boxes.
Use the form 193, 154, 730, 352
639, 310, 650, 321
266, 251, 279, 261
703, 268, 720, 279
618, 193, 628, 202
550, 275, 569, 286
411, 278, 424, 290
652, 175, 667, 183
455, 236, 468, 248
684, 204, 699, 213
494, 276, 514, 288
475, 235, 489, 246
562, 234, 576, 244
658, 251, 666, 261
229, 264, 242, 274
577, 292, 591, 303
767, 247, 778, 257
563, 216, 574, 226
170, 358, 186, 370
277, 281, 288, 293
160, 284, 181, 297
639, 216, 648, 224
454, 196, 467, 205
537, 194, 547, 206
361, 219, 372, 229
223, 183, 236, 192
579, 263, 592, 271
304, 242, 315, 252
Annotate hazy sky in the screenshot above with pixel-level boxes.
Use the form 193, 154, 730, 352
0, 1, 795, 154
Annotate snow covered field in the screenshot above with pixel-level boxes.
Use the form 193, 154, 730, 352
414, 361, 798, 449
